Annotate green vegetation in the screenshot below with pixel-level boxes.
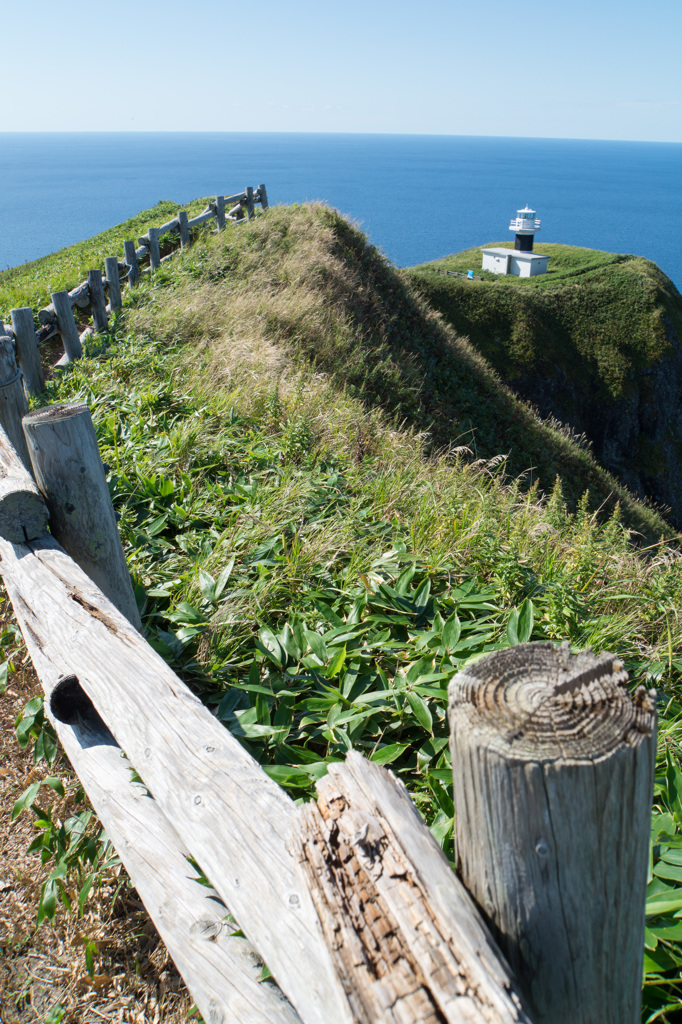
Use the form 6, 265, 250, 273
407, 242, 682, 404
5, 203, 682, 1020
0, 198, 208, 316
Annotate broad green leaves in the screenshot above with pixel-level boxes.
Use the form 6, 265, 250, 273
507, 599, 535, 646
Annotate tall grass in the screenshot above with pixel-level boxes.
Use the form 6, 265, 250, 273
8, 202, 682, 1020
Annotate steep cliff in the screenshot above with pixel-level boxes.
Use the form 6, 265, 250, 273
407, 244, 682, 526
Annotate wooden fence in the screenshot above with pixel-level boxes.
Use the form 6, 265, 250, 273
0, 188, 658, 1024
1, 184, 268, 380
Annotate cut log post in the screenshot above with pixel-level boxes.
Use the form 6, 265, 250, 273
38, 281, 91, 326
87, 269, 108, 332
215, 194, 226, 230
22, 403, 141, 631
10, 307, 44, 395
298, 753, 532, 1023
448, 641, 657, 1024
0, 424, 48, 542
178, 210, 190, 248
258, 183, 269, 210
124, 239, 139, 286
51, 290, 83, 363
245, 185, 255, 220
104, 256, 122, 311
148, 227, 161, 270
0, 335, 31, 470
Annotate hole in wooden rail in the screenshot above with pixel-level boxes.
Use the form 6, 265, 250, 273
50, 673, 106, 731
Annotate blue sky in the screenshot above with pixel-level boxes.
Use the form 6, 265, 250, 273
4, 0, 680, 141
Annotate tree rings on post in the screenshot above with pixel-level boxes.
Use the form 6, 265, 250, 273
448, 641, 656, 1024
449, 640, 656, 763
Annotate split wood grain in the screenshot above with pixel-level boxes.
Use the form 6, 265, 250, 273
0, 533, 352, 1024
0, 424, 48, 541
51, 290, 83, 362
10, 307, 44, 395
0, 335, 31, 469
298, 753, 531, 1024
22, 403, 141, 630
449, 641, 656, 1024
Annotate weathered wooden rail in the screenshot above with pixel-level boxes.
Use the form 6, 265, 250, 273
2, 184, 268, 375
0, 192, 658, 1021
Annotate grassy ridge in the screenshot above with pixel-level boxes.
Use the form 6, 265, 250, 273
135, 204, 674, 542
406, 242, 682, 403
6, 204, 682, 1020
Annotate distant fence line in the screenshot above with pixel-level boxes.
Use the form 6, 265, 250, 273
0, 184, 268, 382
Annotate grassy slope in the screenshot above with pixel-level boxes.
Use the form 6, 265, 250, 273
406, 242, 682, 404
5, 204, 682, 1021
137, 205, 675, 542
0, 198, 208, 317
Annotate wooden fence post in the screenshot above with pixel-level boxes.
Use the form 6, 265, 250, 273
148, 226, 161, 270
88, 269, 108, 332
10, 307, 44, 395
178, 210, 190, 249
0, 424, 48, 542
215, 195, 226, 230
124, 240, 139, 286
0, 335, 31, 470
104, 256, 122, 311
245, 186, 255, 220
258, 183, 269, 210
51, 290, 83, 362
448, 641, 656, 1024
22, 403, 142, 630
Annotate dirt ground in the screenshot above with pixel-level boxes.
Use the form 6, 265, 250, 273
0, 606, 193, 1024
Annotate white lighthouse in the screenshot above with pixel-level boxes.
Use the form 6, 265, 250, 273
509, 205, 541, 252
481, 205, 550, 278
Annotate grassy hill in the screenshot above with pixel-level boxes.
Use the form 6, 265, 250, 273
3, 204, 682, 1022
406, 243, 682, 524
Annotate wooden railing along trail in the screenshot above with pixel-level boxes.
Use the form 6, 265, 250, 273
0, 187, 657, 1024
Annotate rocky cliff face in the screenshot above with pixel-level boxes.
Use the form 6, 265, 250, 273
408, 247, 682, 529
513, 314, 682, 527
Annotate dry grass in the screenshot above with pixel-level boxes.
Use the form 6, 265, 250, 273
0, 602, 192, 1024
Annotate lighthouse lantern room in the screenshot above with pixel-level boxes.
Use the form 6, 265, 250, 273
480, 204, 550, 278
509, 206, 541, 251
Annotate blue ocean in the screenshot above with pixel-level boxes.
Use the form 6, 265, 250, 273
1, 133, 680, 289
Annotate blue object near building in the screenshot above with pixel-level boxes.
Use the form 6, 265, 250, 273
467, 270, 474, 279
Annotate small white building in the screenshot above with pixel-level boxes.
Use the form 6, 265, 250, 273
481, 205, 550, 277
481, 248, 550, 277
